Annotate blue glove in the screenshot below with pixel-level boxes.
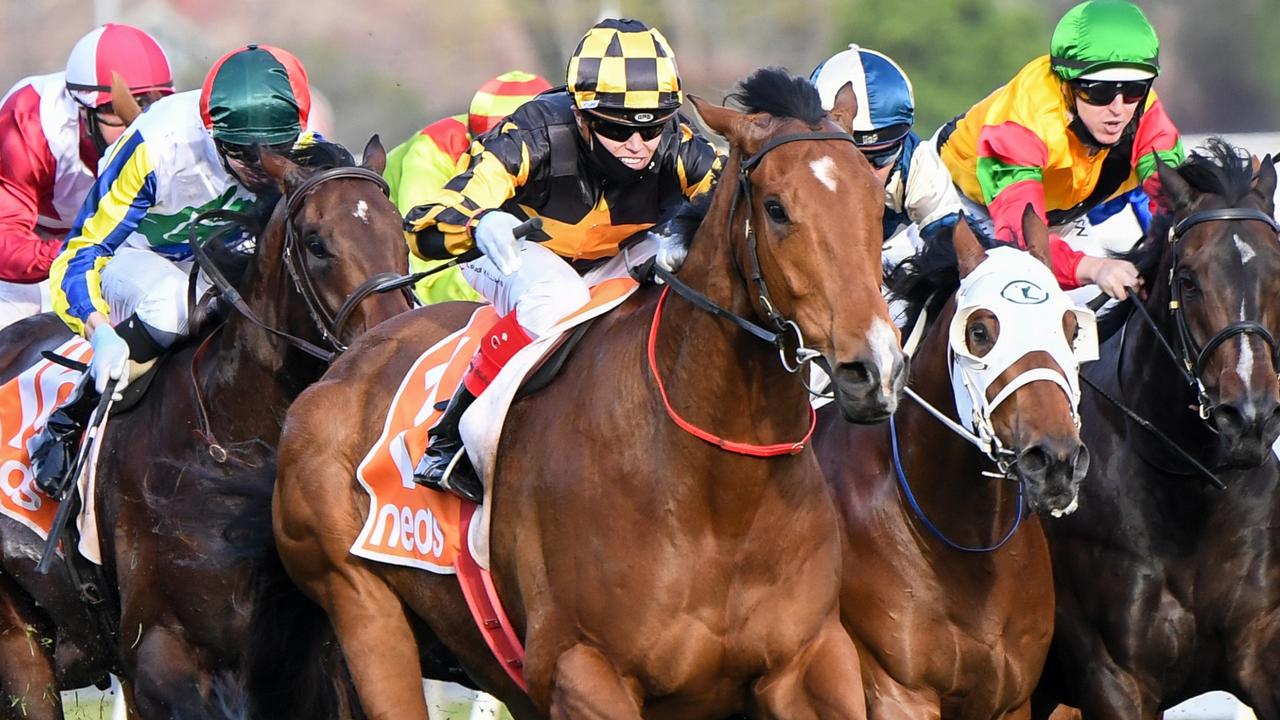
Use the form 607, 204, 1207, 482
475, 211, 524, 276
89, 324, 131, 399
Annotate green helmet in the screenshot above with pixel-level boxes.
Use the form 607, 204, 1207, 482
200, 44, 312, 146
1050, 1, 1160, 82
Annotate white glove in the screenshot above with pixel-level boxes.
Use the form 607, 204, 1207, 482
475, 211, 524, 276
89, 324, 131, 399
654, 229, 689, 274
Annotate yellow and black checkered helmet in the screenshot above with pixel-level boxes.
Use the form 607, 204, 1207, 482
567, 18, 683, 126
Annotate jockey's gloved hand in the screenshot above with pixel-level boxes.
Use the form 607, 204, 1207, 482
654, 229, 689, 274
475, 211, 524, 276
89, 324, 131, 400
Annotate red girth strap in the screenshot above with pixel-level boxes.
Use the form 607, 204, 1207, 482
647, 286, 815, 457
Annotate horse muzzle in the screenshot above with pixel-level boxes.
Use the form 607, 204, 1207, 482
1210, 395, 1280, 468
831, 351, 906, 424
1017, 437, 1090, 518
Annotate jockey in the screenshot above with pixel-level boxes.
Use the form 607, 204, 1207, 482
809, 44, 964, 270
32, 44, 314, 493
939, 0, 1184, 299
384, 70, 551, 303
406, 18, 723, 501
0, 24, 173, 328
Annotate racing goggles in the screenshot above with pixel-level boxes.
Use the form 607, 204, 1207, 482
860, 141, 903, 169
1069, 79, 1152, 106
216, 140, 295, 164
589, 116, 667, 142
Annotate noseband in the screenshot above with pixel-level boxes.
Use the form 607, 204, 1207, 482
191, 165, 413, 363
1167, 207, 1280, 417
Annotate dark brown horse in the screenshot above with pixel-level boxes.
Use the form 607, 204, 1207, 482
263, 69, 904, 719
0, 137, 409, 719
1033, 141, 1280, 719
816, 213, 1091, 719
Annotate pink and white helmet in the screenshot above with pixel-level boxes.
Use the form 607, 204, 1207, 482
65, 23, 174, 109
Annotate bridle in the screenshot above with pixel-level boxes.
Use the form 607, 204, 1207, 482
1166, 207, 1280, 418
189, 165, 417, 363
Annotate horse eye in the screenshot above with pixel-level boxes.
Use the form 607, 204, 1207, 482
304, 234, 331, 259
1179, 269, 1199, 296
763, 199, 789, 224
968, 322, 990, 345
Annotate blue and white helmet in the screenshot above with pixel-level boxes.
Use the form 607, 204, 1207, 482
810, 44, 915, 147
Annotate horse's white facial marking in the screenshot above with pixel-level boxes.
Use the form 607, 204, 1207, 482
869, 317, 898, 395
1238, 334, 1255, 387
1234, 233, 1256, 265
810, 156, 838, 193
353, 199, 369, 224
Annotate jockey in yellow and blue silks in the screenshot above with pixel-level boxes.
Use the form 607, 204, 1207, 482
940, 0, 1184, 299
809, 45, 964, 270
384, 71, 551, 303
404, 18, 723, 502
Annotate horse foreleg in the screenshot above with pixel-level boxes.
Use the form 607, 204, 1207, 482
548, 643, 642, 720
1074, 664, 1160, 720
0, 581, 60, 720
320, 570, 430, 720
754, 618, 867, 720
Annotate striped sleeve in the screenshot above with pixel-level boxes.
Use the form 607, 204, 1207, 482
49, 129, 157, 335
404, 120, 532, 261
675, 121, 723, 202
1131, 96, 1185, 208
975, 121, 1051, 240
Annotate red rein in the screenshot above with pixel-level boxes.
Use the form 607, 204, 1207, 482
647, 286, 815, 457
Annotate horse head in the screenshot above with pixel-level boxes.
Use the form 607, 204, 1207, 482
246, 135, 410, 359
689, 70, 905, 423
1150, 139, 1280, 467
939, 209, 1093, 515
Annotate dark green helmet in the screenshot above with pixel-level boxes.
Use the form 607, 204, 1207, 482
1050, 1, 1160, 82
199, 43, 311, 145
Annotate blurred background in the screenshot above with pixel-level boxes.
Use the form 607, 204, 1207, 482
4, 0, 1279, 151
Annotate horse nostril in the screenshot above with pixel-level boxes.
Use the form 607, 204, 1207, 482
842, 360, 877, 390
1211, 403, 1246, 435
1018, 446, 1049, 476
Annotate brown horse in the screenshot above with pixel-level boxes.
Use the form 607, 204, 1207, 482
0, 137, 409, 719
815, 212, 1091, 719
1033, 143, 1280, 718
263, 68, 904, 719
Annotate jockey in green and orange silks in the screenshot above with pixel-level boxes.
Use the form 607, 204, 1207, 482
941, 0, 1184, 299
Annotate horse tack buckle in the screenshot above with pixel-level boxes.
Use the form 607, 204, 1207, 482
777, 318, 821, 374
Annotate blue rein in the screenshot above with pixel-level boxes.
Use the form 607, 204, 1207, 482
889, 415, 1024, 553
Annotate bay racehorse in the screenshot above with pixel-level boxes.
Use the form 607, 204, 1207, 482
262, 68, 905, 719
816, 212, 1092, 719
0, 137, 410, 719
1032, 140, 1280, 718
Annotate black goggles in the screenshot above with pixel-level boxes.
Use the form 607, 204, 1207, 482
217, 140, 294, 164
1069, 79, 1152, 106
589, 117, 667, 143
860, 141, 903, 169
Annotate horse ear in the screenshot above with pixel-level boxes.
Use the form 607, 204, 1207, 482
689, 95, 772, 155
826, 82, 858, 134
362, 134, 387, 175
1156, 157, 1194, 212
110, 71, 143, 127
1020, 204, 1053, 270
953, 215, 986, 278
1252, 154, 1277, 216
259, 146, 303, 190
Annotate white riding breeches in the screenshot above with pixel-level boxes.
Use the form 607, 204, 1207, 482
0, 279, 51, 330
462, 236, 658, 338
99, 247, 211, 346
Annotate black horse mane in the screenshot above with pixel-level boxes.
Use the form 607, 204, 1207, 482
1095, 137, 1256, 338
886, 218, 998, 341
725, 66, 827, 127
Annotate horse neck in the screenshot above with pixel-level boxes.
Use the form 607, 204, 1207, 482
895, 303, 1023, 550
653, 153, 812, 477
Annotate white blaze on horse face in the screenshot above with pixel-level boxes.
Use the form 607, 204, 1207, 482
1237, 334, 1255, 388
868, 317, 898, 395
809, 156, 838, 193
353, 200, 369, 224
1234, 233, 1256, 265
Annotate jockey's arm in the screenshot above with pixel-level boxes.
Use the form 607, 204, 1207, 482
902, 134, 963, 237
389, 131, 469, 216
0, 104, 63, 283
48, 129, 158, 338
1130, 94, 1185, 215
674, 120, 724, 202
404, 123, 530, 262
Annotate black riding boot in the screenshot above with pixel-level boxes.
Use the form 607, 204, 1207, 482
413, 385, 483, 503
30, 382, 100, 496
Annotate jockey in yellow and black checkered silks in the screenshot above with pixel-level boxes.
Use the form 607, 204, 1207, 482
402, 17, 722, 503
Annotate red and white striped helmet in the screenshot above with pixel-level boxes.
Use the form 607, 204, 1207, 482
65, 23, 174, 109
